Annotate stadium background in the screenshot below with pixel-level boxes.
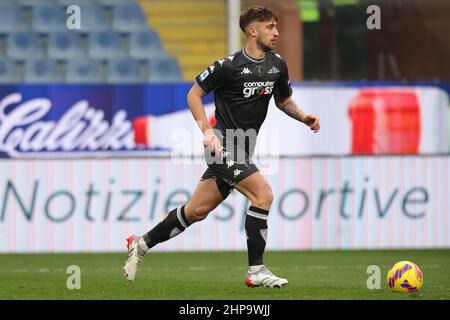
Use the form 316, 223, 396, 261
0, 0, 449, 300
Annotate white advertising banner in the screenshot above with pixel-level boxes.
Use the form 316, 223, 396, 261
0, 157, 448, 252
136, 86, 450, 156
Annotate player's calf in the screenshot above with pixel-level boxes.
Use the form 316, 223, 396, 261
141, 204, 191, 249
245, 206, 269, 266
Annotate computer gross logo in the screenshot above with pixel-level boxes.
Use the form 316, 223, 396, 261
243, 81, 274, 98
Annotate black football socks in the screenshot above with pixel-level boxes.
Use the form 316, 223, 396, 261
141, 205, 191, 249
245, 206, 269, 266
140, 204, 269, 266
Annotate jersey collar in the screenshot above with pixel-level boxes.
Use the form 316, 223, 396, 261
242, 49, 266, 63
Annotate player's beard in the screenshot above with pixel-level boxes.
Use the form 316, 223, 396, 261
256, 37, 275, 52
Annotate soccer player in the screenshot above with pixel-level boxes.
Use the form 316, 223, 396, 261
124, 6, 320, 288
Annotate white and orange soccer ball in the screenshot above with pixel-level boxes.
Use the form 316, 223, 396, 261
387, 261, 423, 293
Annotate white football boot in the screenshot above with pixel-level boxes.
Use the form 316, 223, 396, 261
245, 265, 288, 288
123, 235, 145, 282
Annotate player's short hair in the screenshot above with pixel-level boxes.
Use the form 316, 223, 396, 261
239, 6, 278, 34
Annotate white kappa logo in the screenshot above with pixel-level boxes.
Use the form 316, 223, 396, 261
221, 151, 230, 158
241, 68, 252, 74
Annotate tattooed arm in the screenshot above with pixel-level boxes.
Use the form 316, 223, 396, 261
275, 96, 320, 133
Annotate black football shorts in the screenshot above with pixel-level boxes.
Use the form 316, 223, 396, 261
200, 146, 259, 200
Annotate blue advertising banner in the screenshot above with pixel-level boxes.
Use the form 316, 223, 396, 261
0, 84, 214, 158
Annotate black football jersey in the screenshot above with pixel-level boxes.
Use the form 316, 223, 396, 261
195, 49, 292, 157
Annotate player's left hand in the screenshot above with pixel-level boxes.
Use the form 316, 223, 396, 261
303, 114, 320, 133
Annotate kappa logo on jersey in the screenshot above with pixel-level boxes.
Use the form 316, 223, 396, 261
243, 81, 275, 98
241, 68, 252, 74
267, 66, 280, 74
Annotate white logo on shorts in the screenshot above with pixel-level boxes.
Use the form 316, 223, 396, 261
233, 169, 243, 177
221, 151, 230, 158
227, 160, 235, 168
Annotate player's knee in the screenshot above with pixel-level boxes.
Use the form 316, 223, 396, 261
187, 205, 211, 223
252, 189, 273, 210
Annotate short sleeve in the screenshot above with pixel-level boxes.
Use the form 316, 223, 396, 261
194, 59, 234, 95
274, 60, 293, 100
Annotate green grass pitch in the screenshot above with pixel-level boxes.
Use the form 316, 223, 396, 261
0, 249, 449, 300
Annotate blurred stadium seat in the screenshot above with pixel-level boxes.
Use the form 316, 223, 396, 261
98, 0, 137, 8
0, 4, 27, 34
56, 0, 97, 5
88, 31, 126, 59
18, 0, 54, 7
112, 3, 148, 32
0, 0, 184, 84
48, 32, 85, 60
32, 4, 66, 33
129, 29, 166, 59
0, 58, 20, 83
107, 58, 142, 83
24, 58, 63, 83
6, 31, 43, 60
65, 59, 104, 83
148, 56, 182, 83
75, 4, 110, 33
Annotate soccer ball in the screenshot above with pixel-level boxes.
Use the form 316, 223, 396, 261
387, 261, 423, 293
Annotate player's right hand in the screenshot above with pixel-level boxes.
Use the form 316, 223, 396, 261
203, 129, 222, 156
